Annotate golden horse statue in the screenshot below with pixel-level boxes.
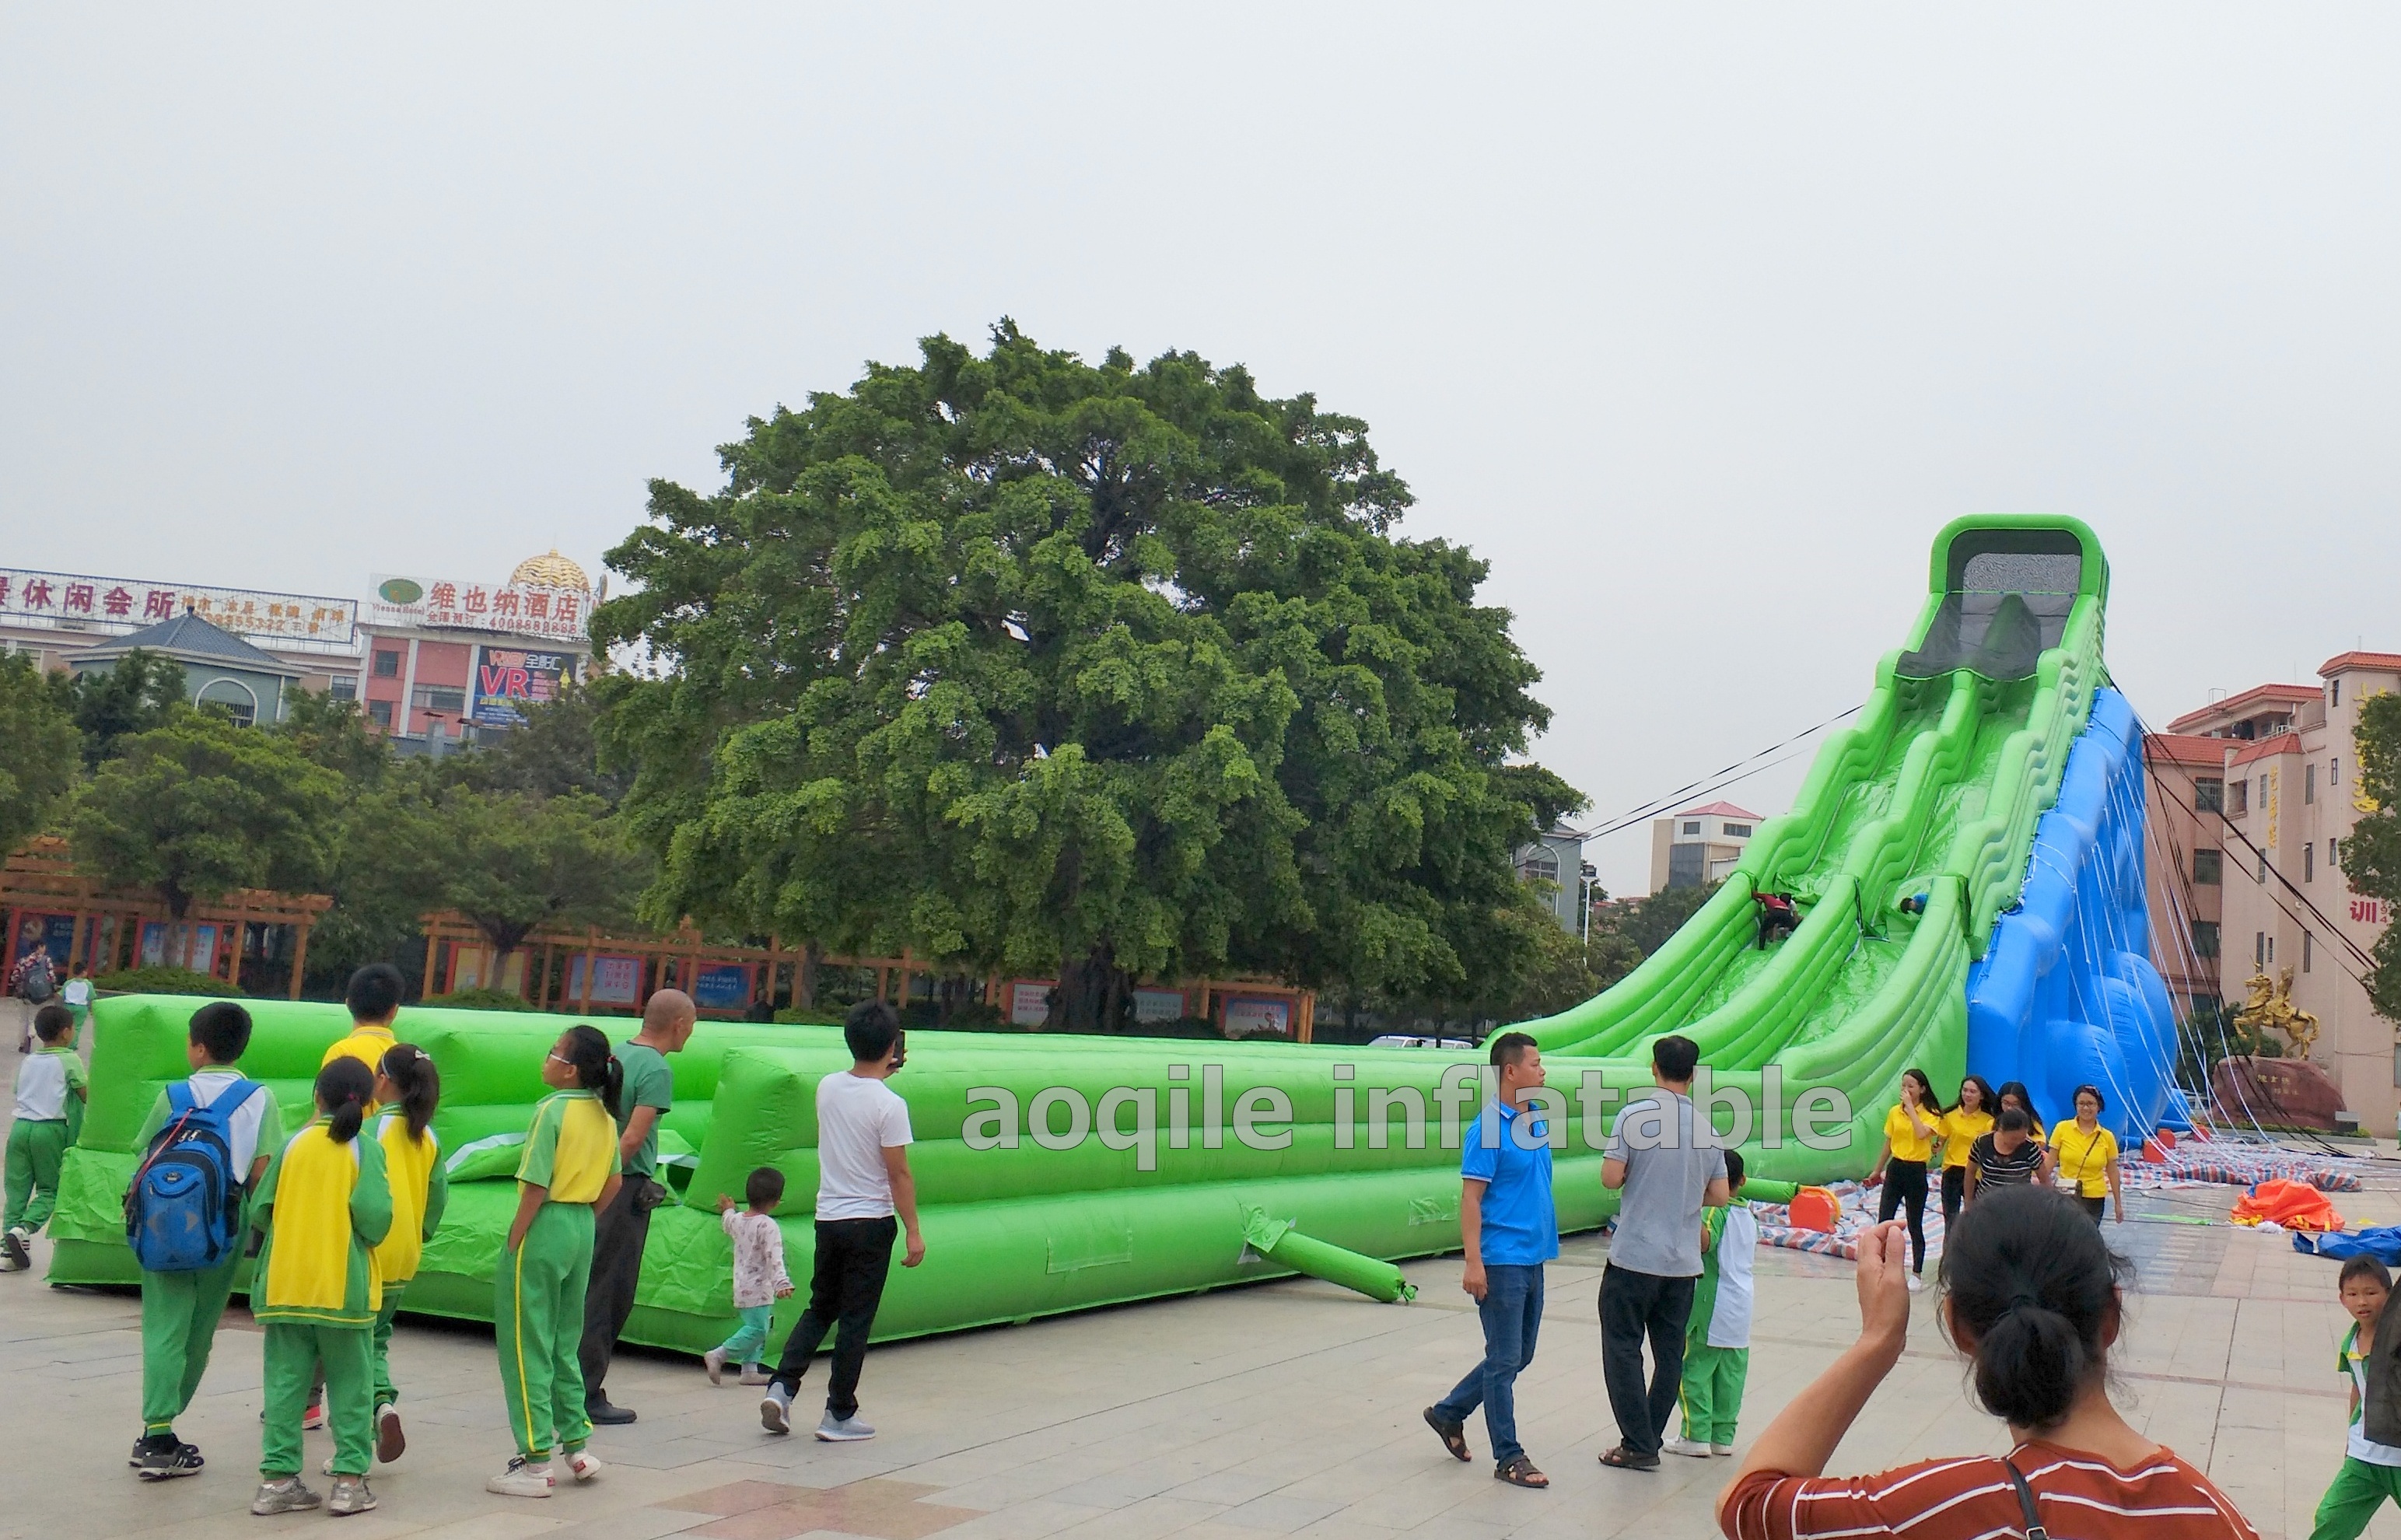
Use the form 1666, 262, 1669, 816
2235, 967, 2320, 1060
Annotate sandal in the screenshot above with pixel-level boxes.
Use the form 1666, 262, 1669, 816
1598, 1444, 1660, 1472
1495, 1454, 1549, 1488
1423, 1407, 1471, 1463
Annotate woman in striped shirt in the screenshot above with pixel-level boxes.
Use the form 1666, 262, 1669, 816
1717, 1185, 2256, 1539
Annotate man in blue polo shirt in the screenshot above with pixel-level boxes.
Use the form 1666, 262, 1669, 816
1423, 1031, 1559, 1489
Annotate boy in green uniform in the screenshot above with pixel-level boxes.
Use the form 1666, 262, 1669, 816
3, 1003, 87, 1269
2311, 1255, 2401, 1539
1664, 1153, 1791, 1459
128, 1002, 281, 1479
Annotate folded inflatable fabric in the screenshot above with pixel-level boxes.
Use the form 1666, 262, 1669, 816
2295, 1228, 2401, 1265
2230, 1178, 2346, 1233
2156, 1153, 2363, 1193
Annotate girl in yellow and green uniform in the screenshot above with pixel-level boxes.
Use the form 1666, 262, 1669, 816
249, 1058, 391, 1518
488, 1025, 623, 1499
366, 1044, 447, 1465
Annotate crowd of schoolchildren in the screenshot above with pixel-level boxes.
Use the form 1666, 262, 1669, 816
3, 964, 924, 1521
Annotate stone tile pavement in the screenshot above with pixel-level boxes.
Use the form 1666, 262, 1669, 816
5, 1022, 2398, 1538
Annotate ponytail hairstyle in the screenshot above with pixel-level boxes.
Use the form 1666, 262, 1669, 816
1939, 1183, 2132, 1430
380, 1042, 441, 1142
316, 1058, 375, 1145
562, 1024, 624, 1118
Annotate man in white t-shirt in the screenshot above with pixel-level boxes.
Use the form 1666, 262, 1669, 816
759, 1000, 923, 1443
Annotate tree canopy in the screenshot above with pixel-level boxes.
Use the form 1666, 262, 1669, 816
2349, 691, 2401, 1024
596, 322, 1579, 1028
0, 654, 79, 857
71, 709, 345, 920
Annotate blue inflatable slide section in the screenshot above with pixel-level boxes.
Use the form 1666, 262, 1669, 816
1965, 686, 2189, 1140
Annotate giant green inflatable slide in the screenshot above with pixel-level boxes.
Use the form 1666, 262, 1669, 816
47, 515, 2111, 1355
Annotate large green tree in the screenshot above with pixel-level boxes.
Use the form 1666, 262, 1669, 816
595, 322, 1578, 1029
65, 650, 185, 768
71, 710, 345, 935
2348, 692, 2401, 1024
0, 654, 80, 856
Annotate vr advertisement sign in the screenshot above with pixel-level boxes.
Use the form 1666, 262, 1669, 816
472, 646, 575, 727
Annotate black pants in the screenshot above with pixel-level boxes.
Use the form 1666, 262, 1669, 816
2078, 1195, 2106, 1223
1940, 1164, 1967, 1234
1598, 1263, 1695, 1459
772, 1216, 899, 1421
578, 1178, 659, 1403
1878, 1159, 1928, 1274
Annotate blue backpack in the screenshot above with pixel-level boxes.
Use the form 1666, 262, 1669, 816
125, 1079, 265, 1273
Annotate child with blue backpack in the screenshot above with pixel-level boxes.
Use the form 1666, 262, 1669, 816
126, 1002, 281, 1481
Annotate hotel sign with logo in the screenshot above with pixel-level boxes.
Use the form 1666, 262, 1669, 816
367, 575, 592, 644
0, 568, 355, 646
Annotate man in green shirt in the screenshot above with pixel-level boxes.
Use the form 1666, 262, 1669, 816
579, 989, 695, 1425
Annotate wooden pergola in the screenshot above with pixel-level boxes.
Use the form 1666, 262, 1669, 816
2, 837, 334, 999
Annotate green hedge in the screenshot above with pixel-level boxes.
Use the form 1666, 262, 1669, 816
93, 968, 243, 997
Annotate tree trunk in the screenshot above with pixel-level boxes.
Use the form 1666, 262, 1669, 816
1048, 943, 1136, 1034
799, 940, 822, 1011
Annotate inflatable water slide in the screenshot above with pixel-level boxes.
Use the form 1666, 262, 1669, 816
45, 515, 2182, 1353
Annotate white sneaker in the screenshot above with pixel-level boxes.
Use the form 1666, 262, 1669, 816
1711, 1444, 1735, 1457
1906, 1273, 1924, 1293
1661, 1437, 1713, 1458
738, 1366, 772, 1386
566, 1450, 604, 1482
486, 1457, 554, 1498
760, 1384, 793, 1435
705, 1348, 727, 1385
816, 1413, 876, 1442
2, 1227, 30, 1271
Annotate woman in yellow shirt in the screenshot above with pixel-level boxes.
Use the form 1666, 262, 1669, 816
2049, 1083, 2123, 1225
489, 1026, 623, 1499
1937, 1076, 1996, 1237
1870, 1069, 1944, 1291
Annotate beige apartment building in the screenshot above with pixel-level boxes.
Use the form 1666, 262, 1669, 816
1649, 802, 1762, 894
2158, 656, 2401, 1133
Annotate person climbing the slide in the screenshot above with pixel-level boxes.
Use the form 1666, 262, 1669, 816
1752, 892, 1800, 950
1869, 1069, 1943, 1292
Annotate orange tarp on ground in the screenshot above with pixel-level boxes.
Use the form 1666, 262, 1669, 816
2231, 1178, 2346, 1233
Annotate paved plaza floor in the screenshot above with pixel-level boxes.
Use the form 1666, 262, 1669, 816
6, 1034, 2398, 1539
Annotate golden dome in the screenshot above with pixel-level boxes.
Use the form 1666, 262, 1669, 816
509, 549, 589, 590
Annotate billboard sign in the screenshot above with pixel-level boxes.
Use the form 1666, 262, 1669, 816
1221, 997, 1292, 1039
472, 646, 576, 727
690, 962, 755, 1012
369, 575, 591, 644
565, 954, 646, 1006
0, 568, 354, 647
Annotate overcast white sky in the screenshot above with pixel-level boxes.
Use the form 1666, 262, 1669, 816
5, 7, 2397, 894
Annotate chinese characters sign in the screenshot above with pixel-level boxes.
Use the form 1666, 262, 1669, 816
368, 574, 591, 643
471, 646, 576, 727
0, 569, 354, 645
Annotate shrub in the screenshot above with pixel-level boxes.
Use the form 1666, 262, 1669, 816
93, 967, 244, 997
422, 987, 538, 1012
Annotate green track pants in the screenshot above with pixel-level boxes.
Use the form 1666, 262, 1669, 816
372, 1282, 407, 1407
261, 1322, 373, 1479
3, 1118, 69, 1234
1677, 1342, 1750, 1447
138, 1255, 244, 1435
495, 1201, 595, 1460
2311, 1456, 2401, 1540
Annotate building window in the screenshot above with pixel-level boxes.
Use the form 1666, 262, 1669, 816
2256, 931, 2267, 967
2259, 774, 2270, 809
411, 685, 467, 715
2333, 757, 2341, 787
2259, 852, 2269, 884
2306, 764, 2316, 805
1721, 823, 1752, 839
373, 649, 402, 678
2195, 777, 2224, 813
2335, 679, 2343, 707
195, 677, 258, 729
2193, 849, 2222, 886
2304, 931, 2314, 974
2192, 921, 2220, 959
1682, 821, 1701, 835
2305, 843, 2315, 882
2227, 780, 2248, 816
1517, 849, 1560, 886
2332, 838, 2342, 870
328, 676, 357, 702
367, 698, 394, 729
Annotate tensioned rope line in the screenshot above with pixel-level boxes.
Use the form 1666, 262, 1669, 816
1569, 702, 1864, 844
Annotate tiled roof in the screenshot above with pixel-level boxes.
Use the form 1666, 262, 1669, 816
2321, 651, 2401, 677
67, 608, 303, 676
2230, 732, 2304, 768
2144, 733, 2230, 768
2165, 683, 2321, 734
1675, 801, 1763, 821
